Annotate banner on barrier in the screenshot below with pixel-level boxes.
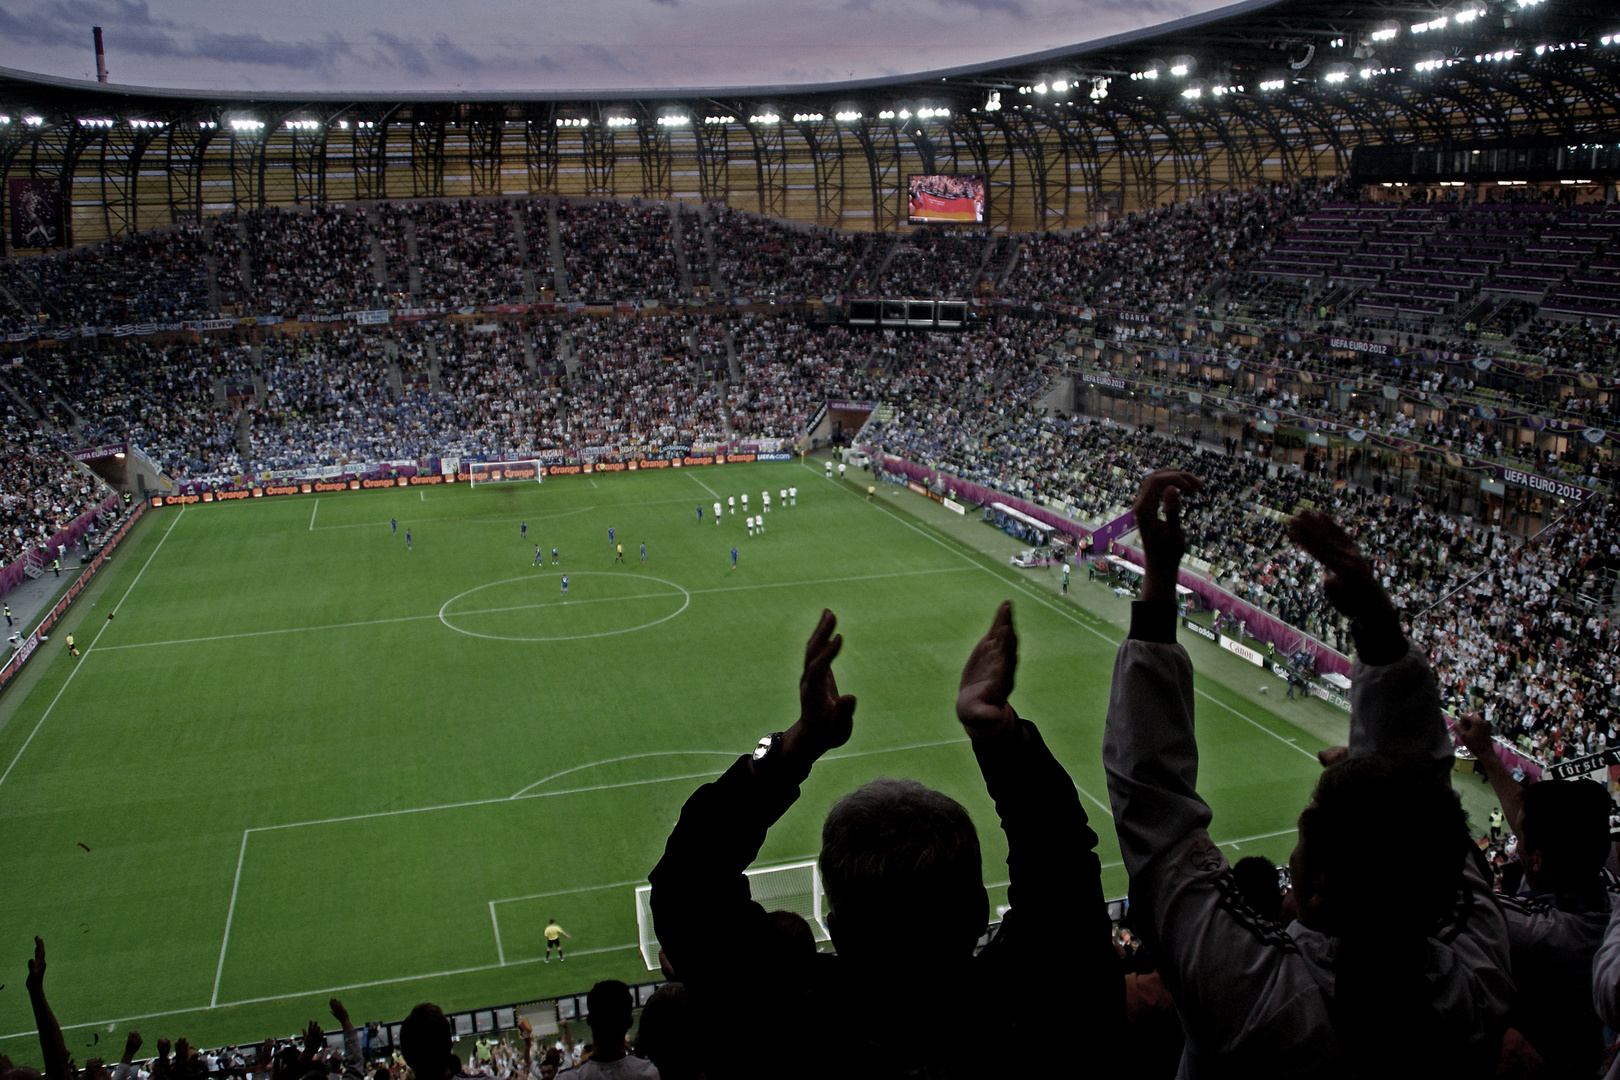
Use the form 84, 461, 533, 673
1182, 617, 1217, 643
1219, 634, 1265, 666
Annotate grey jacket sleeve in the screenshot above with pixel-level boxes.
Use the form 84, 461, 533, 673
1594, 897, 1620, 1029
1103, 612, 1341, 1070
342, 1027, 363, 1080
1102, 634, 1207, 878
1347, 638, 1451, 768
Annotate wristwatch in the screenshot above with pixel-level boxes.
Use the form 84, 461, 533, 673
752, 731, 785, 766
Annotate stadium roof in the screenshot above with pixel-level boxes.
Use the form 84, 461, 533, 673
2, 0, 1617, 242
1, 0, 1614, 108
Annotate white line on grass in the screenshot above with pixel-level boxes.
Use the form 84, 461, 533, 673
309, 499, 319, 530
207, 734, 985, 999
0, 507, 185, 793
489, 902, 506, 966
94, 567, 971, 652
808, 465, 1321, 766
210, 831, 251, 1007
982, 826, 1300, 889
685, 471, 720, 499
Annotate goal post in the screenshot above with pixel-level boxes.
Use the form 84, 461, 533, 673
634, 859, 829, 970
468, 460, 545, 488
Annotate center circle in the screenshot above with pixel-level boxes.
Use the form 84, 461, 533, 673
437, 572, 691, 642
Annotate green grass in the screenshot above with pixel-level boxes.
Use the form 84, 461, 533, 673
0, 461, 1336, 1059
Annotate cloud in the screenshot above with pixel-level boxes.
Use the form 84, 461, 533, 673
937, 0, 1029, 17
0, 0, 352, 73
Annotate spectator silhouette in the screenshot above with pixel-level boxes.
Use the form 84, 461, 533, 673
650, 605, 1122, 1079
1103, 471, 1511, 1076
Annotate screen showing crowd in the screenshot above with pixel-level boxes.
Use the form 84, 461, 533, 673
907, 174, 985, 224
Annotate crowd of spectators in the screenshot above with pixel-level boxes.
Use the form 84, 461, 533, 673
705, 206, 866, 298
567, 315, 728, 449
0, 420, 109, 569
1014, 179, 1345, 311
412, 201, 527, 308
222, 206, 385, 317
554, 201, 680, 303
878, 227, 985, 297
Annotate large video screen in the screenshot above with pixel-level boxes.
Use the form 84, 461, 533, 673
907, 174, 985, 225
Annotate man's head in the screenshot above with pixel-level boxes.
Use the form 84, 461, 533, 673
398, 1004, 452, 1080
819, 777, 986, 964
584, 980, 633, 1052
1519, 778, 1611, 893
1231, 856, 1283, 923
1290, 756, 1467, 940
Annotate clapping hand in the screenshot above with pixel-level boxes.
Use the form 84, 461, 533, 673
781, 609, 857, 765
26, 937, 46, 990
957, 601, 1019, 740
1285, 511, 1398, 628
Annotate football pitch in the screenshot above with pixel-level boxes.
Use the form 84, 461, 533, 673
0, 461, 1342, 1056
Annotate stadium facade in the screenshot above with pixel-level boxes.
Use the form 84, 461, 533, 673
1, 0, 1618, 248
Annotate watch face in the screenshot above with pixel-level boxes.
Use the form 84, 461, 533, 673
753, 736, 773, 762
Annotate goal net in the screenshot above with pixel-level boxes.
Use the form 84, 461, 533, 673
468, 461, 544, 487
634, 859, 829, 970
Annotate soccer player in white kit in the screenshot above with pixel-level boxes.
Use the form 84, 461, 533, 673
713, 500, 722, 524
789, 486, 797, 505
728, 495, 736, 514
746, 516, 755, 537
741, 493, 749, 515
762, 491, 771, 513
825, 461, 832, 479
780, 488, 787, 505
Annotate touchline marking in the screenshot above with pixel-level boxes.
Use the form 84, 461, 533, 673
309, 499, 319, 531
489, 902, 506, 966
806, 464, 1322, 765
94, 567, 971, 652
0, 506, 185, 793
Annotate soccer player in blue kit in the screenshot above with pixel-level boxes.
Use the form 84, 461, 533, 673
730, 546, 738, 570
561, 574, 569, 597
534, 545, 543, 566
405, 528, 412, 550
608, 526, 615, 547
521, 521, 527, 539
390, 517, 397, 534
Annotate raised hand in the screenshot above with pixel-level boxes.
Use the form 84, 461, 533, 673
957, 601, 1019, 740
302, 1022, 322, 1057
122, 1032, 143, 1064
1454, 712, 1495, 760
1132, 470, 1202, 605
1285, 511, 1398, 628
26, 936, 46, 990
156, 1039, 171, 1061
782, 609, 856, 764
329, 999, 351, 1032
